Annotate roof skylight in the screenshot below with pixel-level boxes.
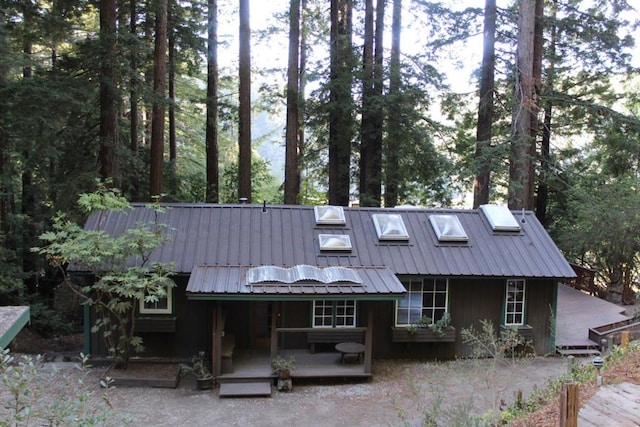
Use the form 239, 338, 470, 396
247, 265, 362, 284
372, 214, 409, 241
314, 206, 346, 225
429, 215, 468, 242
318, 234, 352, 251
480, 204, 521, 232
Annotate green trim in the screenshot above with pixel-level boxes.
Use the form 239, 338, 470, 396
0, 307, 30, 349
187, 293, 404, 302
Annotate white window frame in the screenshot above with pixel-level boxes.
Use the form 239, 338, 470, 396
395, 278, 449, 327
312, 300, 356, 328
139, 287, 173, 315
505, 279, 526, 326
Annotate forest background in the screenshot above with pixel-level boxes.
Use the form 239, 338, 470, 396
0, 0, 639, 337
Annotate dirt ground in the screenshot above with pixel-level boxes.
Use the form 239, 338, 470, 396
30, 355, 571, 427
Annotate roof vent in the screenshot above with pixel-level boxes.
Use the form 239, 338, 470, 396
314, 206, 346, 225
372, 214, 409, 241
480, 204, 521, 232
318, 234, 352, 251
429, 214, 468, 242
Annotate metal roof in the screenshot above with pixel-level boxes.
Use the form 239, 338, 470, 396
82, 203, 576, 281
186, 266, 406, 300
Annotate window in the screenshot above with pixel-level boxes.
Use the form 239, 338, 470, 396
396, 278, 448, 326
480, 204, 521, 232
372, 214, 409, 241
139, 287, 173, 315
314, 205, 346, 225
428, 215, 468, 242
505, 279, 526, 325
318, 234, 352, 251
313, 300, 356, 328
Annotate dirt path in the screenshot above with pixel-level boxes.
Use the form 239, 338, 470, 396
76, 356, 571, 426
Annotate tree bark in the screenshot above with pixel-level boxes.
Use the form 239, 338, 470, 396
99, 0, 118, 182
0, 5, 7, 234
508, 0, 536, 210
168, 2, 176, 166
130, 0, 139, 156
384, 0, 401, 208
284, 0, 301, 205
328, 0, 353, 206
473, 0, 496, 209
359, 0, 375, 206
205, 0, 219, 203
150, 0, 168, 198
238, 0, 252, 203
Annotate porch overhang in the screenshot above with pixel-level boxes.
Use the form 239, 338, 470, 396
186, 265, 406, 301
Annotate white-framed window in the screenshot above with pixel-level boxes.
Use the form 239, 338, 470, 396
313, 300, 356, 328
395, 278, 448, 326
505, 279, 526, 325
139, 287, 173, 315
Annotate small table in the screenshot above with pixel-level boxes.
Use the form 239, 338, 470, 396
335, 342, 365, 364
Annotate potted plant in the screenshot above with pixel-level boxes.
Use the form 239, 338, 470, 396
192, 351, 214, 390
271, 355, 296, 380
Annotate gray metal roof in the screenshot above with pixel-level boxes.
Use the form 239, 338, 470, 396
83, 203, 576, 281
186, 266, 406, 300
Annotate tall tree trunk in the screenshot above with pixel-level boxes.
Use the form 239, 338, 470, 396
360, 0, 380, 206
238, 0, 252, 202
529, 0, 543, 208
284, 0, 301, 205
536, 0, 557, 225
328, 0, 353, 206
0, 5, 7, 234
473, 0, 496, 209
508, 0, 536, 210
130, 0, 139, 156
99, 0, 118, 182
205, 0, 219, 203
384, 0, 401, 208
168, 3, 176, 166
371, 0, 384, 202
150, 0, 168, 198
297, 0, 308, 199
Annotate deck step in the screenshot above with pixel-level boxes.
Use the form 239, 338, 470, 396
219, 381, 272, 398
556, 348, 601, 357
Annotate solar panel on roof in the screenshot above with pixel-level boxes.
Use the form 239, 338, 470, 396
480, 204, 522, 232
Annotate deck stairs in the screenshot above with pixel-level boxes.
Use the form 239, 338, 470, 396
218, 380, 272, 397
556, 344, 601, 357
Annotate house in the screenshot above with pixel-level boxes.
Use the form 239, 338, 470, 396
80, 203, 575, 380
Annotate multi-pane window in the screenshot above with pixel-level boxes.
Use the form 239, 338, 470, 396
396, 278, 448, 326
139, 287, 172, 315
505, 279, 526, 325
313, 300, 356, 328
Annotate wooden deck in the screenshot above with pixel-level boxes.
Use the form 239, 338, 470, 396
578, 382, 640, 426
217, 348, 370, 383
556, 284, 629, 351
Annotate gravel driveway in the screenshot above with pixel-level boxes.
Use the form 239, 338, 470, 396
63, 356, 573, 426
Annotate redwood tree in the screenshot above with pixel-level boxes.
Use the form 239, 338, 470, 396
473, 0, 496, 208
99, 0, 118, 182
284, 0, 301, 204
150, 0, 168, 198
205, 0, 219, 203
328, 0, 353, 206
238, 0, 251, 202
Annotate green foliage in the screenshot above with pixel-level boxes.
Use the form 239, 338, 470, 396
0, 349, 130, 426
461, 320, 531, 361
33, 186, 175, 368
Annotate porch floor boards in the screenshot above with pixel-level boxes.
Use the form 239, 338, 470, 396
217, 349, 369, 383
556, 284, 629, 353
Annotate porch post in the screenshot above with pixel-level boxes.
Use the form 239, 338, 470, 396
213, 301, 223, 378
364, 304, 373, 374
270, 302, 279, 360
